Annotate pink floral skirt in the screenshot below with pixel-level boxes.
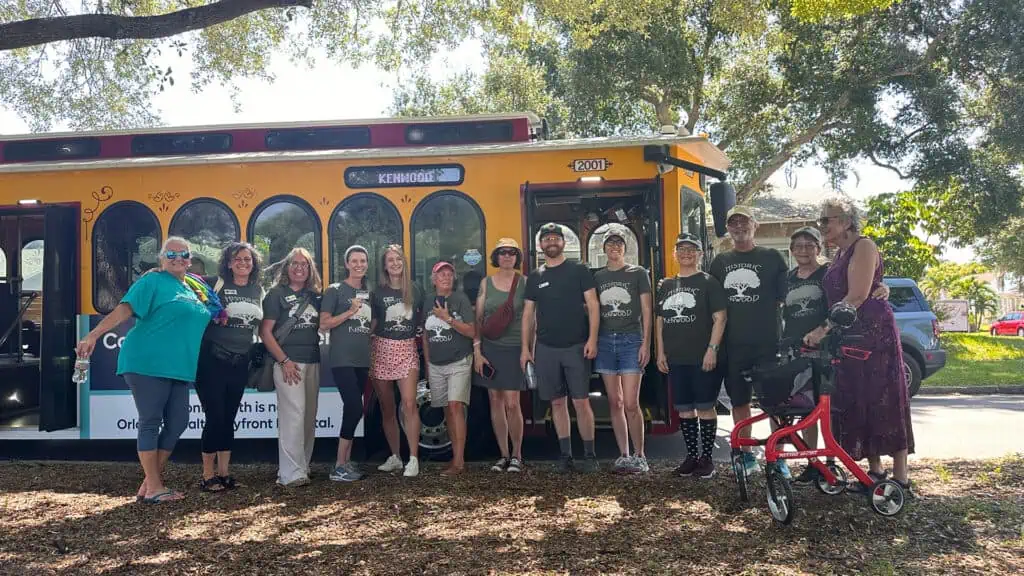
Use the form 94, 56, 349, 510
370, 336, 419, 381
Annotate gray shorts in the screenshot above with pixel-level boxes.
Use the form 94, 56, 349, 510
535, 342, 590, 402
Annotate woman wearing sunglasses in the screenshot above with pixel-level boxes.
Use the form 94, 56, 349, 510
76, 237, 213, 504
260, 247, 323, 487
473, 238, 527, 473
370, 245, 424, 477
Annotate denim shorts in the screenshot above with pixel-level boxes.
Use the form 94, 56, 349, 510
594, 332, 644, 375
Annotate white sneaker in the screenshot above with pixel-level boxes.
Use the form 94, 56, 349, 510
403, 456, 420, 478
378, 454, 403, 473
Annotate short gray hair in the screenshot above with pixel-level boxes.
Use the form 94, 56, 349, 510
159, 236, 191, 257
820, 195, 863, 235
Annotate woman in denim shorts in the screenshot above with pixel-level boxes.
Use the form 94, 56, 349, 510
592, 229, 652, 473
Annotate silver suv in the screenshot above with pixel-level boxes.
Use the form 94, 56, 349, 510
883, 277, 947, 397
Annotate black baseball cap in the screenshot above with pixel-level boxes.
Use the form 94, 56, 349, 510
675, 233, 703, 251
538, 223, 564, 239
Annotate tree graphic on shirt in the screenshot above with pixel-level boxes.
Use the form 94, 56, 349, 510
600, 286, 632, 313
724, 269, 761, 298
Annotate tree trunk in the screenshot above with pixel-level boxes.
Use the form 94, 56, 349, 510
0, 0, 312, 52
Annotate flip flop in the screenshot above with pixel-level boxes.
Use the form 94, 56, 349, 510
200, 476, 226, 493
143, 489, 184, 504
217, 475, 239, 490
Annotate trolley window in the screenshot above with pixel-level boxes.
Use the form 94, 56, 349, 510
248, 196, 321, 289
169, 199, 240, 276
92, 202, 162, 313
411, 191, 486, 299
329, 194, 403, 285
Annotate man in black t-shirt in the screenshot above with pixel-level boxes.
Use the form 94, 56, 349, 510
709, 205, 788, 477
521, 223, 601, 473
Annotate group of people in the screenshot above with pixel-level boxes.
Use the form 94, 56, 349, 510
73, 194, 915, 503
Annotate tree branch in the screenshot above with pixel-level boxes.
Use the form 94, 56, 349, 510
737, 95, 850, 203
0, 0, 313, 52
867, 151, 909, 179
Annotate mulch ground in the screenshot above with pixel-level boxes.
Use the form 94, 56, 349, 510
1, 456, 1021, 575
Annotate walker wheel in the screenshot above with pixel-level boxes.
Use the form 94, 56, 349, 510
815, 462, 848, 496
731, 450, 749, 503
869, 479, 905, 516
766, 463, 795, 525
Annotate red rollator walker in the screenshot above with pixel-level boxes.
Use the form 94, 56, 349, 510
729, 302, 907, 524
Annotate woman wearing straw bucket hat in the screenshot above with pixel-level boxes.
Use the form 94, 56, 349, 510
473, 238, 528, 473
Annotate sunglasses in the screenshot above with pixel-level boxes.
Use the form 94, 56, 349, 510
818, 216, 837, 226
496, 249, 518, 257
165, 250, 190, 260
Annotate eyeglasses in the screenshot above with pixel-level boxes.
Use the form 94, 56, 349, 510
675, 246, 699, 254
496, 249, 518, 257
232, 257, 253, 264
791, 242, 818, 251
288, 261, 310, 269
165, 250, 190, 260
818, 216, 837, 226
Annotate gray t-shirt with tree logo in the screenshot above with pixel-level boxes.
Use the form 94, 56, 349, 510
202, 276, 263, 355
594, 265, 652, 335
423, 291, 476, 365
262, 285, 321, 364
322, 281, 373, 368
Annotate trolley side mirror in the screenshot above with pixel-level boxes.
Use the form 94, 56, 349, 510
709, 182, 736, 238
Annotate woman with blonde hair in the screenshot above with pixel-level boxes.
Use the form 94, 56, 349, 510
370, 245, 424, 477
76, 237, 215, 503
260, 247, 322, 487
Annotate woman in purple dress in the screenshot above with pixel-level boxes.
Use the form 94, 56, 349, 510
803, 196, 915, 494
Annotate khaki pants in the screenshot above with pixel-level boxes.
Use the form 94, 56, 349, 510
274, 362, 320, 485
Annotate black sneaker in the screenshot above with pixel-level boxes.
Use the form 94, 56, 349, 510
580, 455, 600, 473
557, 454, 574, 474
695, 456, 716, 479
674, 457, 697, 477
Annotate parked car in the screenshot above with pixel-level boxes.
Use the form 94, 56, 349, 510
883, 277, 947, 397
990, 311, 1024, 337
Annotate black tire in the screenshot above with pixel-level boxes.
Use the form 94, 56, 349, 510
731, 449, 749, 503
903, 352, 922, 398
766, 463, 795, 525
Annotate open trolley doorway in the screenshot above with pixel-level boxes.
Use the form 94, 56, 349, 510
0, 203, 79, 434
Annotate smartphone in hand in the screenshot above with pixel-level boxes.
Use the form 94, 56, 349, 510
481, 363, 496, 380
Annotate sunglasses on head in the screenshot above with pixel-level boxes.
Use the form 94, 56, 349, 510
165, 250, 190, 260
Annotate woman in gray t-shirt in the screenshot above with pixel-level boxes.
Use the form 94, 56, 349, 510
195, 242, 264, 493
320, 245, 373, 482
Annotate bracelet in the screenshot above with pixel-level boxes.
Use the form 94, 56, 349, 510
278, 357, 290, 366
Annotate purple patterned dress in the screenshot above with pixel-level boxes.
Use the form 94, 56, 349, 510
823, 237, 915, 460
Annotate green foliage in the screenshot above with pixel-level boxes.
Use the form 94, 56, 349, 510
392, 0, 1024, 246
0, 0, 478, 130
790, 0, 898, 22
861, 191, 939, 280
979, 216, 1024, 293
920, 261, 988, 301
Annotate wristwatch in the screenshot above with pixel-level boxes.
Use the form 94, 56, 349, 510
707, 343, 719, 352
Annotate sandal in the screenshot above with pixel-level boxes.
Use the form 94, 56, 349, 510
200, 476, 225, 493
143, 489, 184, 504
217, 475, 239, 490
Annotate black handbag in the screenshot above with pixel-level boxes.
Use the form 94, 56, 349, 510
248, 291, 314, 392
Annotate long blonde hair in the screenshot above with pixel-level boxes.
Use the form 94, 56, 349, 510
276, 247, 322, 294
379, 245, 413, 307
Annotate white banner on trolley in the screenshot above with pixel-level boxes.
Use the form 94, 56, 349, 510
87, 391, 359, 440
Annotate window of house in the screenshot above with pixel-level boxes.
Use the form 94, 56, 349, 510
92, 202, 161, 313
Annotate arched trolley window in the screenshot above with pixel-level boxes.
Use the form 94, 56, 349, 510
411, 191, 486, 301
92, 201, 162, 313
168, 198, 240, 277
328, 193, 403, 286
247, 196, 322, 290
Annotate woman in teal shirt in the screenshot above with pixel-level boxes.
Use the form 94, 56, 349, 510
77, 237, 212, 504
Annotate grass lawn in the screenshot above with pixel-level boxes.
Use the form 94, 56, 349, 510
2, 456, 1022, 575
923, 333, 1024, 388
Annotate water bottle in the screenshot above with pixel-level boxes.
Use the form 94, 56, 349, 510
71, 356, 89, 384
525, 360, 538, 390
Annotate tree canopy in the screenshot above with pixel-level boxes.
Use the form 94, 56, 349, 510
390, 0, 1023, 247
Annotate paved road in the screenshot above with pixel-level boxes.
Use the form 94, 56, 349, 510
640, 394, 1024, 463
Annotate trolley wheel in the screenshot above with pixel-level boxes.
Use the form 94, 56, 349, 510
766, 463, 795, 525
814, 462, 848, 496
869, 479, 906, 516
731, 450, 749, 503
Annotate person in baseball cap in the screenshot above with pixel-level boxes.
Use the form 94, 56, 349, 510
674, 232, 703, 251
789, 226, 822, 246
726, 205, 757, 223
538, 222, 564, 240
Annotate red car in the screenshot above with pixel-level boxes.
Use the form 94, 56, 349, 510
990, 311, 1024, 337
